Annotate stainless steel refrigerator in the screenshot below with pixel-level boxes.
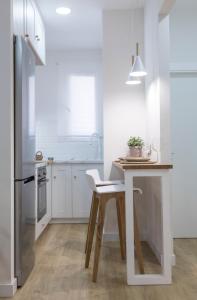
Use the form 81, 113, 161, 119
14, 36, 36, 286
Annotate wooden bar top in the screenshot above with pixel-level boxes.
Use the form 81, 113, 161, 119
113, 161, 173, 170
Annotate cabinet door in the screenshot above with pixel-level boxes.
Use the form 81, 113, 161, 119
72, 165, 104, 218
26, 0, 35, 47
52, 165, 72, 218
34, 8, 46, 65
46, 165, 52, 219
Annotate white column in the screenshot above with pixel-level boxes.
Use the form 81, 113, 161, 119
160, 171, 172, 282
125, 171, 135, 284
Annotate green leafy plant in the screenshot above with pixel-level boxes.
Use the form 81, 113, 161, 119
127, 136, 144, 148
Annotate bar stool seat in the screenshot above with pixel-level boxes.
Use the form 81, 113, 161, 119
85, 170, 144, 282
96, 179, 123, 186
86, 169, 123, 187
96, 183, 125, 193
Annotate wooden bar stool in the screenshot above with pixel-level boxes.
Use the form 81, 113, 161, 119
85, 170, 144, 282
85, 169, 123, 254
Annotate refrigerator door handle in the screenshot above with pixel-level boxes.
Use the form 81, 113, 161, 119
24, 176, 35, 184
15, 176, 35, 184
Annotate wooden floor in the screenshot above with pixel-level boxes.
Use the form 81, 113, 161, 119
6, 224, 197, 300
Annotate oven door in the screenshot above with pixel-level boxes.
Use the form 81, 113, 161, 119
37, 179, 47, 222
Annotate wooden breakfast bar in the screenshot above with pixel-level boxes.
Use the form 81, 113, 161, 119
113, 161, 173, 286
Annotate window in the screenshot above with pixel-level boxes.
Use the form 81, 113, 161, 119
69, 75, 96, 136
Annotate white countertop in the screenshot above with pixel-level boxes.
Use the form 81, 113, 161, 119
34, 160, 104, 165
53, 160, 104, 164
34, 161, 48, 168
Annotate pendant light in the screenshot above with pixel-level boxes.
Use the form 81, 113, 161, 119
126, 56, 141, 85
130, 43, 147, 77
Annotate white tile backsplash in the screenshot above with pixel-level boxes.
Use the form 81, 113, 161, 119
36, 122, 103, 161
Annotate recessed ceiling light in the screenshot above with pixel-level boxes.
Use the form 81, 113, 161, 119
56, 7, 71, 15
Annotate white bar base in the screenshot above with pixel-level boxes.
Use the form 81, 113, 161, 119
103, 232, 176, 266
124, 169, 173, 285
127, 274, 171, 286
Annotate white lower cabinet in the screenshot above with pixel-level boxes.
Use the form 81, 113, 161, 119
51, 163, 103, 220
46, 165, 52, 219
72, 164, 103, 218
52, 165, 72, 218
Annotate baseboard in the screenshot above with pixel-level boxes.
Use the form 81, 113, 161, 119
50, 218, 89, 224
0, 278, 17, 298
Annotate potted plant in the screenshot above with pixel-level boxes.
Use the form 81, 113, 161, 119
127, 136, 144, 157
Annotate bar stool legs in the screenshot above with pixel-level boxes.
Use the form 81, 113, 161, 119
116, 194, 126, 260
85, 192, 95, 254
85, 194, 99, 268
92, 197, 107, 282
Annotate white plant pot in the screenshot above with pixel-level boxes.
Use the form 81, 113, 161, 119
128, 146, 142, 157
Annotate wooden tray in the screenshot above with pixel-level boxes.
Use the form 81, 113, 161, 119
119, 157, 150, 162
119, 160, 157, 165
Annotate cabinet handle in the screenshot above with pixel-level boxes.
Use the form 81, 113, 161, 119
25, 34, 29, 38
54, 176, 56, 179
74, 176, 77, 179
35, 35, 40, 41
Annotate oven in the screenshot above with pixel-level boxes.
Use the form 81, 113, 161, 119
37, 166, 47, 222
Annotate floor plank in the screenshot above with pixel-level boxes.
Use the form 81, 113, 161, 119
5, 224, 197, 300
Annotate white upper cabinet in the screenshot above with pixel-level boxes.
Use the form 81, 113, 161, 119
34, 8, 46, 64
25, 0, 46, 65
26, 0, 35, 47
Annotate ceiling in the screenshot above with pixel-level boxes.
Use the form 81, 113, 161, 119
35, 0, 144, 51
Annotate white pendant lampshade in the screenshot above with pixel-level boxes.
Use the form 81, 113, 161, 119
126, 55, 141, 85
126, 74, 141, 85
130, 43, 147, 77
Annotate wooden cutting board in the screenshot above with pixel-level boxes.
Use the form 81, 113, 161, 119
119, 157, 151, 162
118, 159, 157, 165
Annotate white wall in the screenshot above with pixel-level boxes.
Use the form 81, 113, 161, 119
35, 50, 103, 161
159, 16, 171, 162
13, 0, 25, 36
145, 0, 171, 161
144, 0, 172, 257
103, 9, 147, 234
103, 9, 146, 179
144, 0, 161, 258
144, 0, 160, 156
0, 0, 17, 297
170, 0, 197, 237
